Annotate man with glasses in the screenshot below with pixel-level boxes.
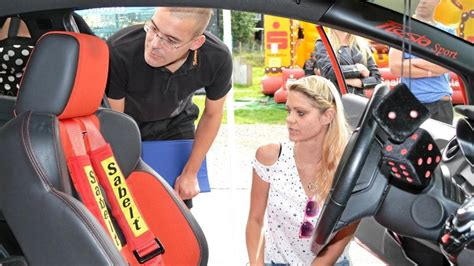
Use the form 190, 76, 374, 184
106, 7, 232, 208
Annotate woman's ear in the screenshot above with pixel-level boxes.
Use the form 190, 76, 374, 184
190, 34, 206, 51
321, 108, 335, 126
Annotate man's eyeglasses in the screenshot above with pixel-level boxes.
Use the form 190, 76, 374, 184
143, 20, 195, 50
299, 196, 320, 239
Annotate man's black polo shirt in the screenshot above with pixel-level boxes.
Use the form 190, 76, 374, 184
106, 25, 232, 140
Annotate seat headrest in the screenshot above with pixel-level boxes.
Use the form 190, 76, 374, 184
15, 31, 109, 119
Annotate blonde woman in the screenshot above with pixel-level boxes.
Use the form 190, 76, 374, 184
315, 28, 381, 97
246, 75, 358, 265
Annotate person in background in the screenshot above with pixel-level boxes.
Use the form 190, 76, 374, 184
315, 28, 381, 97
389, 0, 455, 124
106, 7, 233, 208
0, 17, 33, 96
246, 75, 358, 265
303, 52, 318, 76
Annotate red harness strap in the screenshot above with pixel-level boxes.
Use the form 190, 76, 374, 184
78, 115, 164, 265
59, 119, 123, 250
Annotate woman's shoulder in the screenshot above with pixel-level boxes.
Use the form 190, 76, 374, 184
255, 143, 281, 166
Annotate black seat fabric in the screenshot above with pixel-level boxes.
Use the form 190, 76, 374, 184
0, 95, 15, 126
342, 93, 368, 129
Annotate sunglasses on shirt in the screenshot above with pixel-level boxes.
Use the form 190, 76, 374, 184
299, 196, 320, 239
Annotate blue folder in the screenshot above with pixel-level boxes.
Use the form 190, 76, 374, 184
141, 140, 210, 192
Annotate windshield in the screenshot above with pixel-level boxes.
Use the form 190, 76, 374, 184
77, 7, 221, 40
370, 0, 474, 44
77, 7, 155, 39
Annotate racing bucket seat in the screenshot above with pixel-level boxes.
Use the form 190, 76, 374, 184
0, 31, 207, 265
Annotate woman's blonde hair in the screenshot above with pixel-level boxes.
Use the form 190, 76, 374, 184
327, 28, 372, 66
288, 75, 351, 201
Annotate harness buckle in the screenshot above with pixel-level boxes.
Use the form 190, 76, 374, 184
133, 238, 165, 264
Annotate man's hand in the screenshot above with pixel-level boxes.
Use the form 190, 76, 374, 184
174, 172, 200, 200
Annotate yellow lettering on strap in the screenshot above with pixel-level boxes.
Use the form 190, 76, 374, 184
101, 157, 148, 237
84, 165, 122, 250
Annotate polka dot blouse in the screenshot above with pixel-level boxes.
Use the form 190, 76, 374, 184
0, 41, 34, 96
252, 141, 320, 265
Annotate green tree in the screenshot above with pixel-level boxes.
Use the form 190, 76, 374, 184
231, 11, 257, 51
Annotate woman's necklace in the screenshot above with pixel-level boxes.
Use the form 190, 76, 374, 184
307, 181, 316, 192
300, 159, 322, 193
294, 145, 322, 193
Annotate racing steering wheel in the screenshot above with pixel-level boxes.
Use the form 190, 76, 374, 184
312, 85, 390, 253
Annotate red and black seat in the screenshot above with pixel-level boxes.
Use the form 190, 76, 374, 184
0, 31, 207, 265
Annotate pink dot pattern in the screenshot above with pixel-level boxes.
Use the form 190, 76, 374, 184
388, 112, 396, 119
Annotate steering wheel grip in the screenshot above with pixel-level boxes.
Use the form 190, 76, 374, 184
312, 85, 390, 254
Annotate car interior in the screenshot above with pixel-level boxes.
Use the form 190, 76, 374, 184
1, 30, 208, 265
0, 1, 473, 265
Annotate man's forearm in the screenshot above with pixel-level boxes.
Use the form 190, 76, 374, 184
182, 110, 223, 175
390, 62, 434, 78
389, 48, 449, 78
411, 58, 450, 75
108, 97, 125, 112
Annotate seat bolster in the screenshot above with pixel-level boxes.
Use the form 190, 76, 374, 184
342, 93, 369, 129
97, 108, 141, 177
128, 162, 209, 265
0, 95, 15, 127
28, 113, 72, 193
135, 159, 209, 240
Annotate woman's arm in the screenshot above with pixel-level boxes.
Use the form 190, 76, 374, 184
315, 40, 362, 81
246, 170, 269, 266
311, 221, 360, 266
360, 54, 382, 88
315, 40, 336, 81
246, 144, 278, 265
366, 55, 382, 81
345, 78, 363, 88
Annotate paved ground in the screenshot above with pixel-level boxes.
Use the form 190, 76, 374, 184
192, 124, 386, 265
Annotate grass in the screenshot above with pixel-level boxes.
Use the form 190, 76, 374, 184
193, 66, 287, 125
